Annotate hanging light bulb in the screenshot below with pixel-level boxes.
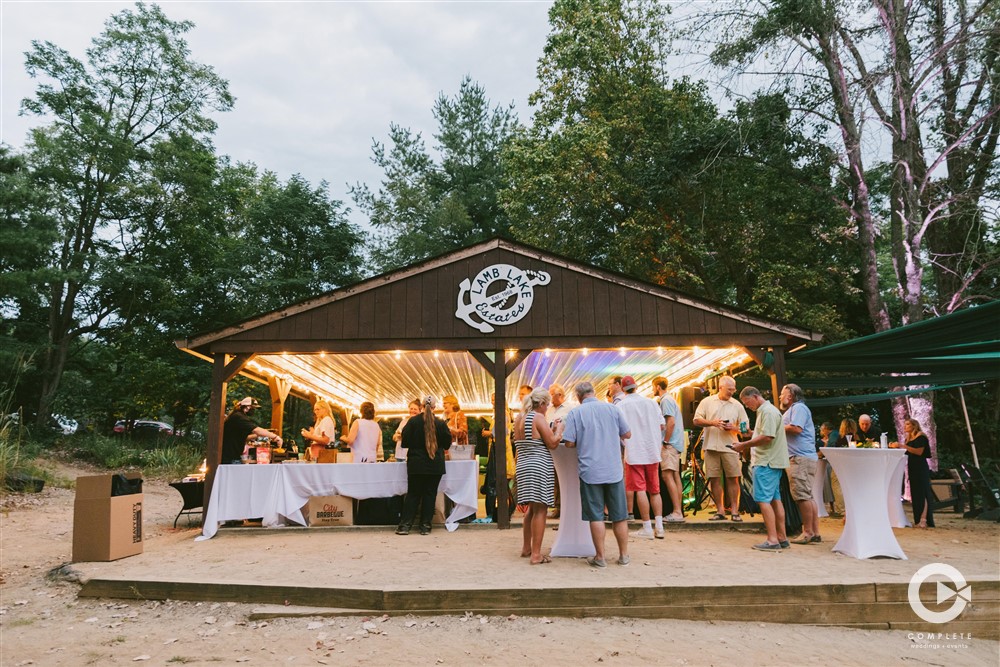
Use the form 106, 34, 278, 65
394, 350, 402, 359
581, 348, 589, 356
544, 348, 552, 357
619, 347, 627, 357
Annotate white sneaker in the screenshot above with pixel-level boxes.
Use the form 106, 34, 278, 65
631, 529, 655, 540
654, 526, 665, 539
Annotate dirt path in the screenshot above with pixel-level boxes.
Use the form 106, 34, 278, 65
1, 460, 997, 666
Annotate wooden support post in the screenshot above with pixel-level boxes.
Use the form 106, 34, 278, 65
493, 349, 509, 529
202, 353, 253, 523
267, 376, 292, 436
769, 347, 787, 407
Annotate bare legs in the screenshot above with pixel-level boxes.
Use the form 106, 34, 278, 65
522, 502, 550, 563
759, 499, 787, 545
664, 469, 684, 519
709, 476, 741, 515
589, 519, 629, 562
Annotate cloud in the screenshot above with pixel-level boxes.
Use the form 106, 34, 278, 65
1, 1, 553, 224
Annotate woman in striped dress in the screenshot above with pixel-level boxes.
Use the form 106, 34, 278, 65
514, 388, 565, 564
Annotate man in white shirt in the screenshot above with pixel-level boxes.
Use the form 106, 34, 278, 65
616, 376, 666, 539
693, 376, 749, 522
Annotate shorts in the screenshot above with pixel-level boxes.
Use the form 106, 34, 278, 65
660, 446, 681, 471
752, 465, 782, 503
580, 479, 628, 522
788, 456, 817, 501
704, 449, 741, 478
625, 462, 660, 493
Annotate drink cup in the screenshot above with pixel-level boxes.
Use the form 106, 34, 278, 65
847, 435, 855, 448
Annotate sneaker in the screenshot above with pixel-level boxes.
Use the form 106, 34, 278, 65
665, 515, 686, 523
631, 529, 655, 540
779, 540, 791, 549
617, 555, 631, 566
654, 526, 665, 539
752, 541, 783, 551
587, 556, 607, 569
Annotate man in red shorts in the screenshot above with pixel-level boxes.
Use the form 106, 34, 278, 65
616, 376, 666, 539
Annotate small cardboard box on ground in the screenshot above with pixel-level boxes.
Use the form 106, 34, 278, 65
73, 473, 143, 562
308, 495, 354, 526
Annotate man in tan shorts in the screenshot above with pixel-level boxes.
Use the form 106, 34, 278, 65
692, 376, 749, 521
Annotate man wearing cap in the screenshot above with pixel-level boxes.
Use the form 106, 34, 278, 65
616, 375, 666, 539
692, 376, 749, 521
222, 397, 283, 464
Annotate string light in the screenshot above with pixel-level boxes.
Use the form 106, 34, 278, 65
618, 347, 627, 357
394, 350, 402, 359
544, 348, 552, 357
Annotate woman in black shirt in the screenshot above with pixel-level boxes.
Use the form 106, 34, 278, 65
892, 418, 935, 528
396, 396, 452, 535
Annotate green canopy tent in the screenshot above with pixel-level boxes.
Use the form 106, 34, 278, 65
787, 300, 1000, 465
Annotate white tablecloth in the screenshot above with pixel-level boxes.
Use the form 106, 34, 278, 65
888, 456, 911, 528
549, 444, 596, 558
820, 448, 907, 559
813, 458, 829, 518
197, 460, 478, 540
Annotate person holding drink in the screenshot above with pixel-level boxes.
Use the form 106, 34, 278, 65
692, 376, 750, 522
889, 418, 935, 528
300, 400, 337, 463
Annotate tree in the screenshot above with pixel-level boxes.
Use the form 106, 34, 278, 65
502, 0, 862, 335
352, 77, 520, 271
19, 3, 233, 425
693, 0, 1000, 457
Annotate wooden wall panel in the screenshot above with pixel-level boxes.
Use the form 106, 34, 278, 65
341, 292, 360, 339
205, 244, 803, 352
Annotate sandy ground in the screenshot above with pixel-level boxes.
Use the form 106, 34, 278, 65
1, 459, 998, 667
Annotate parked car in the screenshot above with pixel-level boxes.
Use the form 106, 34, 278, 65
114, 419, 175, 438
5, 412, 77, 435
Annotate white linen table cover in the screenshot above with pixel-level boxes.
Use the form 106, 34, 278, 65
549, 444, 597, 558
813, 458, 829, 518
888, 455, 911, 528
820, 447, 907, 559
198, 460, 478, 540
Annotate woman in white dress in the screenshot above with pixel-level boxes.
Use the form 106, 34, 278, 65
343, 401, 381, 463
301, 400, 337, 462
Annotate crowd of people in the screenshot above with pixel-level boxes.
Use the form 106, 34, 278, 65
219, 372, 936, 559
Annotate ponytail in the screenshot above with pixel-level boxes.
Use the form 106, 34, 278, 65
422, 395, 438, 459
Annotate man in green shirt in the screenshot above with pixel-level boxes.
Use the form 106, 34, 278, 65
733, 386, 789, 551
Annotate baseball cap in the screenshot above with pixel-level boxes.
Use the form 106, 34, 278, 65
621, 375, 637, 391
238, 397, 261, 408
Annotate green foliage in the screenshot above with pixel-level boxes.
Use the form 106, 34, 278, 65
352, 76, 520, 271
65, 432, 203, 478
503, 0, 862, 339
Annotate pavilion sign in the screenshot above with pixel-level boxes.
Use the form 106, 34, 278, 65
455, 264, 551, 333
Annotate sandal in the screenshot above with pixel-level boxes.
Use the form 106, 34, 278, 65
530, 555, 552, 565
709, 514, 727, 521
731, 514, 743, 523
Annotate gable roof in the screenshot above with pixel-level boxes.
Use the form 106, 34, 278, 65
176, 238, 820, 415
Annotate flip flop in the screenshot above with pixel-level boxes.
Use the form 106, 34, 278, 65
731, 515, 743, 522
709, 514, 727, 521
530, 555, 552, 565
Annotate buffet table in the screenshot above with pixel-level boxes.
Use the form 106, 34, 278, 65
549, 444, 596, 558
820, 447, 907, 559
197, 460, 478, 540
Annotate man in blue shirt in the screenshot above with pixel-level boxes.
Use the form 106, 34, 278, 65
562, 381, 632, 568
781, 384, 820, 544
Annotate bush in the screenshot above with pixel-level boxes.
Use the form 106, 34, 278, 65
64, 432, 203, 479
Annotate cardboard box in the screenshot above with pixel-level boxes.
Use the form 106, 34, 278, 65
73, 474, 143, 562
308, 495, 354, 527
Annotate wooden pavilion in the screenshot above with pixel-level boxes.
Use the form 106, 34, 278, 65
176, 238, 820, 526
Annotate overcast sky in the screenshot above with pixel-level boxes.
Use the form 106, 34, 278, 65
1, 1, 556, 222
